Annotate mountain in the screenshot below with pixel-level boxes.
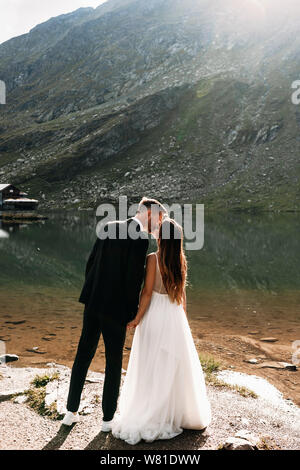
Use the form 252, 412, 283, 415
0, 0, 300, 211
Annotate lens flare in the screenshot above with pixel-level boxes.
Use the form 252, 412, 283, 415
245, 0, 266, 16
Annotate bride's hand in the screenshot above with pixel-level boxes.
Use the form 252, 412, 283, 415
127, 318, 139, 329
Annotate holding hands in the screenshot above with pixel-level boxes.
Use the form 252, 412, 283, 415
127, 317, 140, 329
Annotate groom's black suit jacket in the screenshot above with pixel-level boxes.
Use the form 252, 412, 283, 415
79, 218, 149, 325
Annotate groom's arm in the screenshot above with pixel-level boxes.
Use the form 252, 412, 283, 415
125, 238, 148, 321
84, 237, 101, 278
78, 237, 104, 305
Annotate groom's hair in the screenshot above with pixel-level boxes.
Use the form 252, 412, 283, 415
137, 197, 167, 215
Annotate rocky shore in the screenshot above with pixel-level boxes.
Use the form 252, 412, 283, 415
0, 363, 299, 450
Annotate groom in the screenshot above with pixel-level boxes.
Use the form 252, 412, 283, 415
62, 197, 167, 430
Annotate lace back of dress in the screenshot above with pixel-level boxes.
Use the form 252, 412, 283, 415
153, 252, 167, 294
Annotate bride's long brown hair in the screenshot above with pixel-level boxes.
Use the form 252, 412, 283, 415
158, 218, 187, 305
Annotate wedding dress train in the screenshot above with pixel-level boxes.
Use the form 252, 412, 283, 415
112, 253, 211, 445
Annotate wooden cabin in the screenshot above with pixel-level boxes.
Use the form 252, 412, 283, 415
0, 184, 38, 211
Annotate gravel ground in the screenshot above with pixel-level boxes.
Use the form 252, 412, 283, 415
0, 365, 299, 451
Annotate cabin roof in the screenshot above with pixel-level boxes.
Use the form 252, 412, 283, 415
0, 184, 12, 191
4, 198, 38, 203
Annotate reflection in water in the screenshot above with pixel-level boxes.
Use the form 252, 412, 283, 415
188, 211, 300, 292
0, 228, 9, 239
1, 210, 300, 291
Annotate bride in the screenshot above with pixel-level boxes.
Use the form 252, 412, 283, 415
112, 218, 211, 445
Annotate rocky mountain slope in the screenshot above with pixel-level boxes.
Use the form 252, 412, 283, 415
0, 0, 300, 211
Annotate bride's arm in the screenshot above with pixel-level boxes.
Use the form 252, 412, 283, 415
127, 253, 156, 329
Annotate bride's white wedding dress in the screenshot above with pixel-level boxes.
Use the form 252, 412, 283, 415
112, 253, 211, 445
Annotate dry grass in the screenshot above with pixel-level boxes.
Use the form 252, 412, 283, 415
25, 372, 62, 420
257, 436, 281, 450
206, 372, 258, 399
199, 353, 221, 374
31, 372, 60, 388
199, 353, 258, 399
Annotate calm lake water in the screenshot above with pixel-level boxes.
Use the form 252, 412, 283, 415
0, 209, 300, 403
1, 210, 300, 292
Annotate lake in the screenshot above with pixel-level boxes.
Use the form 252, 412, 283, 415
0, 210, 299, 404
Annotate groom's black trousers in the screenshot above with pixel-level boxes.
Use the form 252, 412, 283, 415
67, 307, 127, 421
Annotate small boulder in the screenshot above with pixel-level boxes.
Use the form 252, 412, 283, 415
235, 429, 260, 447
221, 430, 259, 450
13, 394, 27, 404
42, 336, 54, 342
222, 437, 256, 450
244, 358, 259, 364
85, 377, 101, 384
26, 348, 46, 354
0, 336, 11, 342
258, 362, 285, 370
260, 337, 278, 343
278, 362, 297, 371
0, 354, 19, 364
